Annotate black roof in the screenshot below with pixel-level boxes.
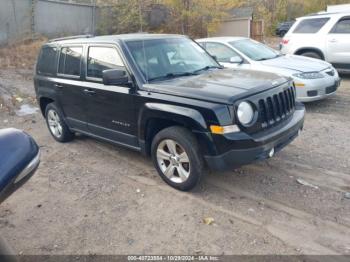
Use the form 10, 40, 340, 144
48, 33, 185, 44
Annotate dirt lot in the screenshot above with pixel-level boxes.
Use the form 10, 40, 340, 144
0, 68, 350, 255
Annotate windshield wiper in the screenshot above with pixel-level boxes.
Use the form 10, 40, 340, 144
256, 57, 270, 61
192, 65, 222, 74
257, 54, 283, 61
147, 66, 222, 82
148, 71, 198, 82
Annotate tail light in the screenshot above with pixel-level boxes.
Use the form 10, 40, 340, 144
281, 39, 289, 45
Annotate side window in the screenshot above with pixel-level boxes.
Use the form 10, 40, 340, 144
37, 46, 57, 76
330, 18, 350, 34
58, 46, 83, 77
87, 46, 125, 79
205, 42, 240, 63
293, 18, 330, 33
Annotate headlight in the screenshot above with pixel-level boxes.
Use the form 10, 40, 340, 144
237, 101, 254, 125
293, 72, 324, 79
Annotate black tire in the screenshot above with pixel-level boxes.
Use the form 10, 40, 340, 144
45, 103, 74, 143
151, 126, 204, 191
300, 51, 322, 60
280, 30, 287, 37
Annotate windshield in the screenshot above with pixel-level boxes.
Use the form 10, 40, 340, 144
230, 39, 281, 61
125, 37, 220, 82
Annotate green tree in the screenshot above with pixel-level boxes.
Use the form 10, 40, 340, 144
98, 0, 150, 35
98, 0, 240, 38
247, 0, 350, 35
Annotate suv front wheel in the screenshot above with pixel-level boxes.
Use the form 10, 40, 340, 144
45, 103, 74, 143
151, 126, 204, 191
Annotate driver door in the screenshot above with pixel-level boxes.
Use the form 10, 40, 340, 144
82, 45, 138, 148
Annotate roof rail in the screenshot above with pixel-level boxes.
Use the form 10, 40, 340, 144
48, 34, 94, 43
305, 11, 350, 17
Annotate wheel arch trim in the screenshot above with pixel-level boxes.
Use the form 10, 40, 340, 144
38, 95, 56, 116
294, 47, 325, 60
138, 103, 212, 155
139, 103, 207, 138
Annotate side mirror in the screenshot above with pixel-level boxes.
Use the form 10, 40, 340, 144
0, 129, 40, 205
102, 69, 129, 86
211, 55, 218, 61
230, 56, 243, 64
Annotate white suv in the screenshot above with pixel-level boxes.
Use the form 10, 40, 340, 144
280, 12, 350, 71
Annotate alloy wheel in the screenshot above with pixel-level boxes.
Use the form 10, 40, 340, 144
47, 109, 63, 138
156, 139, 190, 183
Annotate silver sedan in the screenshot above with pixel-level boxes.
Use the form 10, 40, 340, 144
196, 37, 340, 102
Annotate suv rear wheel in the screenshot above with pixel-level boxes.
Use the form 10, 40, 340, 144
45, 103, 74, 142
151, 126, 204, 191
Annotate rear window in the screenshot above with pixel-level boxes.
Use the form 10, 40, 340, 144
58, 46, 83, 77
293, 18, 330, 33
37, 46, 57, 76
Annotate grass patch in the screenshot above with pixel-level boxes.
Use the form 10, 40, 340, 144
0, 38, 47, 70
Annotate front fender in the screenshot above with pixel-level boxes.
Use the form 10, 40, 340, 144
138, 103, 208, 140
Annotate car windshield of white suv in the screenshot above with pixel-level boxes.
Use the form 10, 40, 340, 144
230, 39, 281, 61
125, 38, 221, 82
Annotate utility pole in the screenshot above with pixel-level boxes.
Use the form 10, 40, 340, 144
138, 0, 143, 32
183, 0, 190, 35
31, 0, 36, 40
92, 0, 96, 35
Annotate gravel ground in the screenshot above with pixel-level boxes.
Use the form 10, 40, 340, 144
0, 69, 349, 255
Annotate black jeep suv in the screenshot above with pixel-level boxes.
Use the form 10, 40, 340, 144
34, 34, 304, 191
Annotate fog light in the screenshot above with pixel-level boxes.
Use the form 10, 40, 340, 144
268, 148, 275, 158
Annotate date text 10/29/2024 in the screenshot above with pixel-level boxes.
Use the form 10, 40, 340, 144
127, 255, 220, 261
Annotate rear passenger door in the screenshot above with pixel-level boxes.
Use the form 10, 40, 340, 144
327, 17, 350, 68
82, 45, 138, 148
56, 45, 89, 131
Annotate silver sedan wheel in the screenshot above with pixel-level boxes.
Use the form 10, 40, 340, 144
156, 139, 190, 184
47, 109, 63, 138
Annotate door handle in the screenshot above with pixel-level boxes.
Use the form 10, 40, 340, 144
83, 89, 96, 95
329, 39, 338, 43
54, 84, 63, 88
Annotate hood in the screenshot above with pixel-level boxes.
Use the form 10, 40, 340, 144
143, 68, 288, 104
259, 54, 330, 73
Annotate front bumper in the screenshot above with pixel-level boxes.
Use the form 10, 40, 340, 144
295, 77, 340, 102
204, 105, 305, 171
